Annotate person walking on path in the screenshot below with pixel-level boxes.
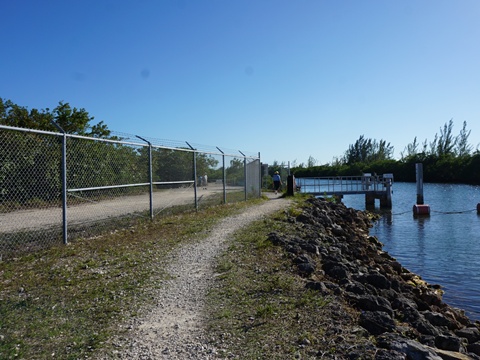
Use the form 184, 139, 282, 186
200, 174, 208, 190
201, 174, 208, 190
272, 171, 282, 194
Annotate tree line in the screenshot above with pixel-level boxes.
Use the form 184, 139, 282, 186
292, 119, 480, 184
0, 98, 245, 206
0, 98, 111, 138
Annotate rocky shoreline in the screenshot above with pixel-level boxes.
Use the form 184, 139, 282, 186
268, 197, 480, 359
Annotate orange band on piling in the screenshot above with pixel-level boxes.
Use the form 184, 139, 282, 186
413, 204, 430, 215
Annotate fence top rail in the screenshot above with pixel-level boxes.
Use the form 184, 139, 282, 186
0, 124, 147, 147
68, 180, 195, 193
1, 124, 260, 159
0, 124, 63, 137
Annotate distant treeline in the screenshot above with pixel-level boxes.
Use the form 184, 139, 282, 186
0, 98, 111, 137
291, 120, 480, 184
0, 98, 240, 206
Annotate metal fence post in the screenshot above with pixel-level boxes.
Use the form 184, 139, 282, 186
216, 147, 226, 204
136, 136, 154, 220
186, 142, 198, 210
239, 150, 247, 201
193, 151, 198, 210
51, 121, 68, 244
258, 152, 262, 197
148, 144, 153, 219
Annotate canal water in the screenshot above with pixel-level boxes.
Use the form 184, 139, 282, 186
305, 181, 480, 321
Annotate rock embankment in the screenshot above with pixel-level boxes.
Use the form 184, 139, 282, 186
269, 197, 480, 359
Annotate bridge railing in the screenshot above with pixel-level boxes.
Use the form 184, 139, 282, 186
296, 175, 392, 195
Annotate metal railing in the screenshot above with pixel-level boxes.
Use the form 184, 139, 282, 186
296, 175, 393, 195
0, 124, 261, 257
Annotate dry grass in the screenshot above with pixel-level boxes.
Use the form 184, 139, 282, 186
0, 199, 261, 359
1, 194, 366, 359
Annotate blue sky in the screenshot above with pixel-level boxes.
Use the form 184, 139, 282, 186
2, 0, 480, 165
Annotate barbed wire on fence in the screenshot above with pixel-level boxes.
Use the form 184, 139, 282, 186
110, 131, 259, 158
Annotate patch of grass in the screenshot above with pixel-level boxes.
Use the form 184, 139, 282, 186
205, 204, 336, 359
0, 199, 262, 359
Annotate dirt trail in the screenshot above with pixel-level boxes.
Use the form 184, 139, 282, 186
98, 194, 291, 359
1, 184, 241, 233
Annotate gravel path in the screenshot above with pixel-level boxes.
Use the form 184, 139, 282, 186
98, 194, 292, 359
0, 184, 240, 233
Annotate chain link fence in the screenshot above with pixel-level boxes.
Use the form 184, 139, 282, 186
0, 125, 261, 258
261, 162, 291, 192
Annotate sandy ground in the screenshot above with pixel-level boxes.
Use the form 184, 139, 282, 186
0, 183, 243, 233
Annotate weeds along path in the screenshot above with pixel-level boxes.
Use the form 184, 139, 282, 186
98, 194, 291, 360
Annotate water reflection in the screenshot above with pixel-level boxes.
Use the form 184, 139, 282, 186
341, 183, 480, 321
413, 214, 429, 273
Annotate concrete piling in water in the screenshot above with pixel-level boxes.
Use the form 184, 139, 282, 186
413, 163, 430, 216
